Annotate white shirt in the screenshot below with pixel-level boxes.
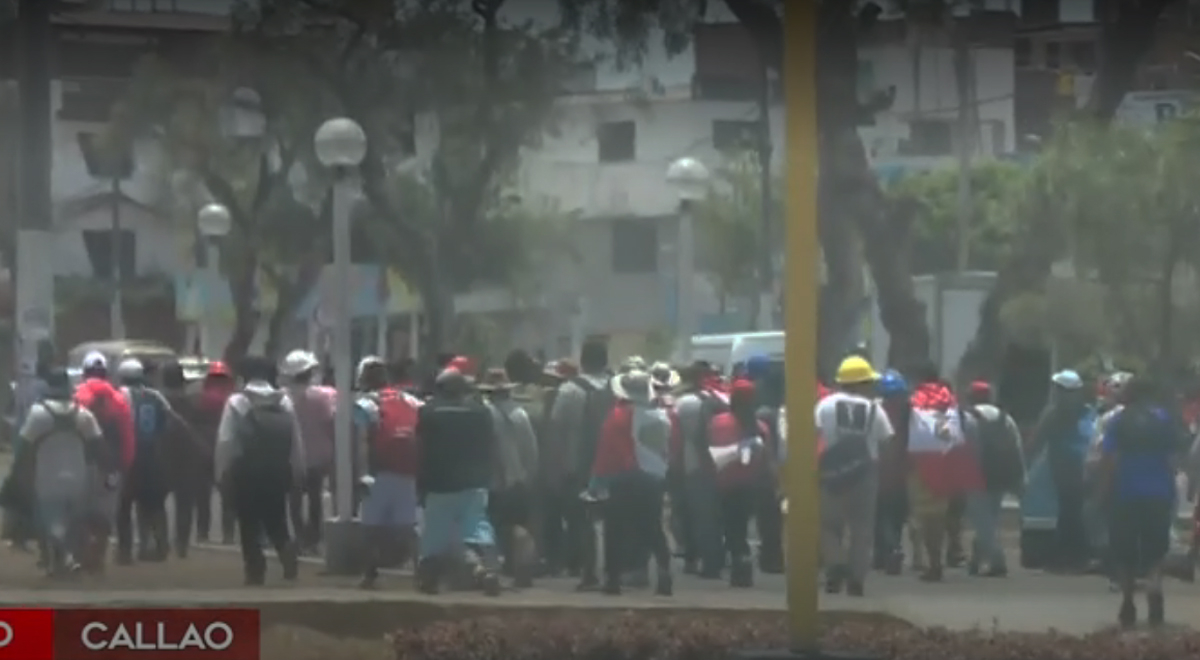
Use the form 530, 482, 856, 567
813, 391, 894, 460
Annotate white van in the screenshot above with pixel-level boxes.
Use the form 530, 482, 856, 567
687, 331, 784, 376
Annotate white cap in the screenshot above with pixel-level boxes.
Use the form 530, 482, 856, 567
281, 350, 319, 377
1051, 369, 1083, 390
356, 355, 385, 380
116, 358, 144, 380
81, 351, 107, 371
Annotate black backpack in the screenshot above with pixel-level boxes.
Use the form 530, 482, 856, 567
234, 395, 295, 485
964, 406, 1023, 492
574, 375, 614, 475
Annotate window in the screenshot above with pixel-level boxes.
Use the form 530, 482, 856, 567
610, 218, 658, 273
1069, 41, 1095, 71
1044, 42, 1061, 69
82, 229, 136, 280
712, 120, 759, 151
597, 121, 636, 162
1014, 38, 1031, 67
902, 119, 954, 156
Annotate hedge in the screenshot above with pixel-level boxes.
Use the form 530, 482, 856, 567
388, 611, 1199, 660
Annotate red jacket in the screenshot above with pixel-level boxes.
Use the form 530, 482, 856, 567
593, 403, 637, 478
75, 378, 135, 472
708, 412, 771, 489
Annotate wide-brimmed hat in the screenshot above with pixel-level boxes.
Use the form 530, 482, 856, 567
611, 369, 654, 404
543, 358, 578, 380
477, 367, 515, 392
649, 361, 680, 389
619, 355, 646, 374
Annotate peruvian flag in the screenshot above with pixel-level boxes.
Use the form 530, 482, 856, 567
907, 382, 984, 498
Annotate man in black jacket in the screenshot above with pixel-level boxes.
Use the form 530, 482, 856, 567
415, 367, 500, 595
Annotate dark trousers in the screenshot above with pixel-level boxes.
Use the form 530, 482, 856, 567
875, 487, 909, 565
489, 483, 533, 575
288, 467, 327, 548
116, 463, 167, 562
231, 476, 296, 583
602, 474, 669, 584
720, 485, 756, 563
1052, 460, 1089, 567
755, 479, 783, 569
542, 475, 595, 578
189, 459, 235, 543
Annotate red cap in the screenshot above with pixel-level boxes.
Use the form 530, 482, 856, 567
730, 379, 756, 397
969, 380, 992, 399
207, 361, 230, 377
447, 355, 475, 376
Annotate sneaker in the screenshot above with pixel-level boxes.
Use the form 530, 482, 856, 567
1147, 592, 1164, 627
1118, 597, 1137, 628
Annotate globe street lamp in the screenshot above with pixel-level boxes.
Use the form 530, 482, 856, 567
196, 203, 231, 357
665, 156, 709, 363
314, 117, 367, 575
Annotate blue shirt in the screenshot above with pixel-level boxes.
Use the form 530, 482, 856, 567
1101, 407, 1176, 501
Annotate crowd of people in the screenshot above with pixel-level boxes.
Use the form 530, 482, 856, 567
2, 340, 1198, 628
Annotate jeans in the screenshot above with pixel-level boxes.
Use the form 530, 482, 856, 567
288, 466, 328, 546
683, 471, 723, 573
420, 488, 494, 559
874, 487, 908, 564
967, 490, 1006, 569
719, 485, 756, 563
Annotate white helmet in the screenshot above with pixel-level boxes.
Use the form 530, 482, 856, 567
356, 355, 385, 381
116, 358, 144, 380
281, 350, 319, 377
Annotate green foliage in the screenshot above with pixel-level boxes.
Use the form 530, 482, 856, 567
884, 162, 1025, 274
693, 150, 779, 307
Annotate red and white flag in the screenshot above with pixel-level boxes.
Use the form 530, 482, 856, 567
907, 382, 984, 498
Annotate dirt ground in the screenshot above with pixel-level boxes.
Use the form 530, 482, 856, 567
261, 626, 392, 660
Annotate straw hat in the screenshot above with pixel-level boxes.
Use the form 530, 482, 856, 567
477, 367, 516, 392
611, 369, 654, 404
619, 355, 647, 374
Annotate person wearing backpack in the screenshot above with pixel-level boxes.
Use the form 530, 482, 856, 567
961, 381, 1024, 577
15, 368, 106, 576
280, 350, 335, 554
114, 358, 177, 564
214, 355, 303, 585
73, 351, 135, 573
547, 339, 612, 589
672, 361, 728, 579
354, 356, 422, 590
480, 368, 539, 588
814, 356, 894, 596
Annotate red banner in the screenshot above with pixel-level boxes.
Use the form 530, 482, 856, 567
0, 609, 259, 660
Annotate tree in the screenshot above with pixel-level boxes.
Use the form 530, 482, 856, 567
884, 162, 1025, 275
960, 0, 1183, 378
693, 150, 780, 323
238, 0, 587, 364
103, 47, 336, 362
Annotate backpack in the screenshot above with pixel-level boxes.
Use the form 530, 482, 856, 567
574, 376, 614, 475
694, 391, 730, 468
127, 386, 168, 459
235, 394, 295, 485
818, 396, 877, 493
367, 389, 419, 476
964, 406, 1023, 492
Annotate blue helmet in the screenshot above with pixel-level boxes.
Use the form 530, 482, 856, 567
878, 369, 908, 397
745, 354, 773, 380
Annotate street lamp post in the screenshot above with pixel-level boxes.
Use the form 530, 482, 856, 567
314, 117, 367, 575
197, 203, 231, 356
665, 156, 709, 363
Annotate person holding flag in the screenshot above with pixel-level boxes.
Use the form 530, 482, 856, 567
906, 364, 984, 582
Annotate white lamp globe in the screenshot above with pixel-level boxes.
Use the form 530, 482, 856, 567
314, 117, 367, 167
197, 203, 232, 237
666, 156, 710, 201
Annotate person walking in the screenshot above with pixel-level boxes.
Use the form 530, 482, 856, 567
415, 367, 500, 595
672, 361, 727, 578
1098, 376, 1185, 627
114, 358, 175, 564
280, 350, 335, 553
213, 356, 303, 585
961, 380, 1025, 577
355, 356, 421, 590
815, 356, 893, 596
15, 368, 105, 576
195, 361, 237, 544
874, 369, 912, 575
480, 367, 539, 588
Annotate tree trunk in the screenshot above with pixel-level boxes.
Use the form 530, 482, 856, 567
818, 3, 929, 370
222, 254, 259, 365
262, 265, 322, 359
960, 1, 1175, 380
1155, 228, 1182, 365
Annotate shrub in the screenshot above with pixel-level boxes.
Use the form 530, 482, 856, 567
391, 611, 1200, 660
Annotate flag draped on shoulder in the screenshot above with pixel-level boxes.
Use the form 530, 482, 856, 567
907, 382, 983, 498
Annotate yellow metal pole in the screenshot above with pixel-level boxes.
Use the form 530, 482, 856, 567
783, 0, 820, 653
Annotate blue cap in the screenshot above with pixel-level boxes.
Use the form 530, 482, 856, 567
878, 369, 908, 397
745, 355, 772, 380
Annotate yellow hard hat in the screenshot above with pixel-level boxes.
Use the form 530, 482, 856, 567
835, 356, 879, 385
